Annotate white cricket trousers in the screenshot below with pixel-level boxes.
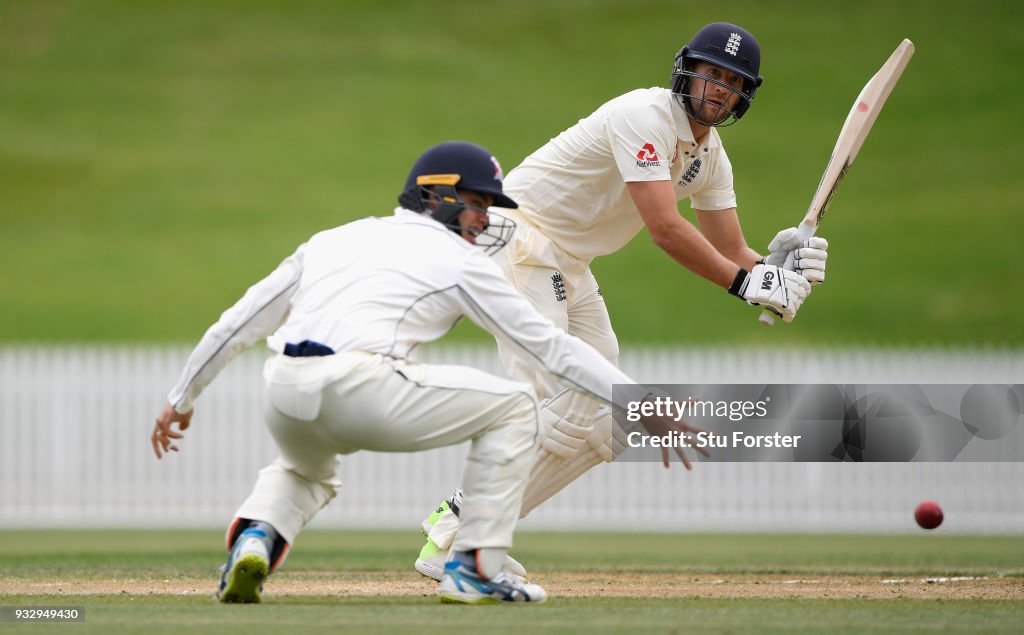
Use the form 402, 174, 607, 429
233, 352, 540, 552
488, 210, 620, 519
492, 211, 619, 400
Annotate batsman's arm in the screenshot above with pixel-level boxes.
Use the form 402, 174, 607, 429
627, 180, 742, 289
628, 181, 808, 320
695, 208, 763, 270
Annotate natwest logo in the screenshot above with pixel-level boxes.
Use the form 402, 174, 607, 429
636, 143, 659, 161
635, 143, 661, 167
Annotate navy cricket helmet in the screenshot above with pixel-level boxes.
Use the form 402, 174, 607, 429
398, 141, 518, 253
671, 22, 764, 125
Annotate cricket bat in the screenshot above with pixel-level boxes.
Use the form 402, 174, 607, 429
760, 38, 915, 326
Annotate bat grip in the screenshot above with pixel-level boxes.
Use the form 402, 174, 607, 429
758, 220, 817, 328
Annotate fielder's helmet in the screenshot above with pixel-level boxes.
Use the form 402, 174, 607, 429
671, 22, 764, 125
398, 141, 518, 253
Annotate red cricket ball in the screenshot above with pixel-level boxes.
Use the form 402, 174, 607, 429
915, 500, 943, 529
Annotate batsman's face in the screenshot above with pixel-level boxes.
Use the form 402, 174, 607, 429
688, 61, 744, 123
456, 190, 494, 245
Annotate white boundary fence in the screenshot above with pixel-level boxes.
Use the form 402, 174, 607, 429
1, 344, 1022, 533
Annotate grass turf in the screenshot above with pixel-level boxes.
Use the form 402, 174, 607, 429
3, 530, 1023, 578
0, 595, 1021, 635
1, 0, 1023, 346
0, 530, 1021, 634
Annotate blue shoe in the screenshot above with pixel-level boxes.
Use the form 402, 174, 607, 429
437, 560, 546, 605
217, 529, 270, 604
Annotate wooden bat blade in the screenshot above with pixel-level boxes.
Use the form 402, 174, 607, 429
802, 39, 915, 232
758, 39, 914, 327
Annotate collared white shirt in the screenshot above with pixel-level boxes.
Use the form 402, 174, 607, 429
167, 209, 639, 414
504, 87, 737, 262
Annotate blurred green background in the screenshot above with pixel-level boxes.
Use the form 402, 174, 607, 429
2, 0, 1021, 346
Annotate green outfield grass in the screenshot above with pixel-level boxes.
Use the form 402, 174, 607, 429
4, 530, 1023, 578
2, 0, 1022, 346
0, 530, 1022, 634
0, 596, 1019, 635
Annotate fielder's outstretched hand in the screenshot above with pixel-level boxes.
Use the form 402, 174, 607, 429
152, 403, 193, 459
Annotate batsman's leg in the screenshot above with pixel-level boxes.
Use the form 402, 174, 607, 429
418, 246, 571, 581
418, 381, 597, 581
520, 407, 634, 516
416, 488, 528, 582
521, 272, 620, 515
419, 267, 621, 578
416, 387, 605, 579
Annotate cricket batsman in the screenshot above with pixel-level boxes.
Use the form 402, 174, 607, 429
415, 22, 826, 581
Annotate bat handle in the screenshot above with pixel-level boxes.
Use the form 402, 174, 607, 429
758, 220, 817, 328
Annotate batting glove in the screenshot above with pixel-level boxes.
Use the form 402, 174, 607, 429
729, 264, 812, 323
765, 227, 829, 286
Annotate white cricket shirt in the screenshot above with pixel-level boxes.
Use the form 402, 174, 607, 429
504, 87, 737, 262
167, 209, 642, 414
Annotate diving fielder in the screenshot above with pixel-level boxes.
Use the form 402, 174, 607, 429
415, 22, 826, 580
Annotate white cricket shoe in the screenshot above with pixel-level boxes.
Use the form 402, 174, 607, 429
437, 560, 547, 605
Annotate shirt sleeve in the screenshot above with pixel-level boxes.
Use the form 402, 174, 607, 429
453, 251, 646, 408
606, 100, 676, 184
689, 145, 737, 210
166, 245, 306, 414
